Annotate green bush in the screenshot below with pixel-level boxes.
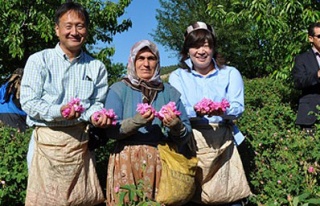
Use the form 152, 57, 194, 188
1, 76, 319, 205
238, 77, 320, 205
0, 125, 115, 206
0, 126, 31, 206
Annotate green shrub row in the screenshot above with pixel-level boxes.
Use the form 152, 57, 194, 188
0, 76, 319, 205
0, 126, 31, 206
238, 77, 320, 205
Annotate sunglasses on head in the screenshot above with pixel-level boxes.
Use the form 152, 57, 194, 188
314, 34, 320, 38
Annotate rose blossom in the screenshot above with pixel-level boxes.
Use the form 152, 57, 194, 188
194, 98, 230, 115
136, 103, 156, 115
62, 97, 85, 118
92, 108, 117, 125
114, 186, 120, 193
156, 101, 181, 120
308, 166, 315, 173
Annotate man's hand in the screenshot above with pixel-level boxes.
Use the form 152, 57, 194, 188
60, 104, 81, 120
90, 113, 113, 128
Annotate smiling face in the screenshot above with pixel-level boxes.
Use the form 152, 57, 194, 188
134, 48, 158, 81
189, 40, 214, 75
181, 28, 216, 75
55, 10, 88, 58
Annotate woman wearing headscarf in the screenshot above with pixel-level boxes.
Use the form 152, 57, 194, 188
0, 68, 27, 132
104, 40, 191, 205
169, 22, 251, 205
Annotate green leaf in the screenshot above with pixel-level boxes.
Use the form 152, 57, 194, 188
118, 191, 128, 205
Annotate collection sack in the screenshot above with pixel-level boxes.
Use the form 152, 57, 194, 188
156, 142, 198, 206
191, 124, 251, 204
25, 124, 105, 206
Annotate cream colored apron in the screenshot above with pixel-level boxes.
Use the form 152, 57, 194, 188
25, 123, 105, 206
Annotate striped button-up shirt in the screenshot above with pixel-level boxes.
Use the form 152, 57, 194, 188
20, 43, 108, 127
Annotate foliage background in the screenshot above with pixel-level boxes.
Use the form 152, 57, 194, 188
0, 0, 131, 83
1, 0, 320, 205
0, 126, 31, 206
238, 78, 320, 205
153, 0, 320, 79
1, 77, 320, 206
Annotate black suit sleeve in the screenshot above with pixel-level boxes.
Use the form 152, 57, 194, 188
292, 50, 320, 90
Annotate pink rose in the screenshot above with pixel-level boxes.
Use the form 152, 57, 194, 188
308, 166, 315, 173
114, 186, 120, 193
194, 98, 230, 115
93, 108, 117, 125
62, 107, 72, 118
62, 97, 85, 118
136, 103, 156, 115
156, 101, 181, 120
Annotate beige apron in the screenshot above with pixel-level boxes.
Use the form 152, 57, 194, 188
25, 123, 105, 206
191, 123, 251, 204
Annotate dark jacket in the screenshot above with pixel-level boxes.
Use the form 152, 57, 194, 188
292, 49, 320, 126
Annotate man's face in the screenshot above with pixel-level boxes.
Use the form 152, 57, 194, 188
309, 27, 320, 52
55, 10, 88, 56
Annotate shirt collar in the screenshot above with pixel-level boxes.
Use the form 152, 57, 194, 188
312, 47, 320, 56
55, 43, 83, 62
185, 57, 219, 77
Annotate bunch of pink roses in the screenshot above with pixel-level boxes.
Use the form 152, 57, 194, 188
136, 102, 181, 120
155, 101, 181, 120
136, 103, 157, 115
92, 108, 117, 125
62, 97, 85, 118
194, 98, 230, 116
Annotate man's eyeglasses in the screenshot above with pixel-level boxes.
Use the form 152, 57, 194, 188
314, 34, 320, 38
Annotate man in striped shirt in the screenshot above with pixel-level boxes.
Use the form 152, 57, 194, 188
21, 2, 111, 205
